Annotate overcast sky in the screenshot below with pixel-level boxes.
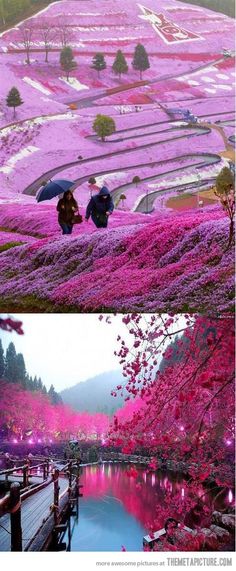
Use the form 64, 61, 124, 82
0, 314, 185, 392
0, 315, 127, 392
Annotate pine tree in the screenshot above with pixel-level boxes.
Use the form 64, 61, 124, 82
93, 114, 116, 142
6, 87, 23, 118
48, 384, 62, 405
91, 52, 106, 77
132, 44, 150, 80
0, 339, 5, 378
112, 50, 128, 79
15, 353, 26, 387
60, 46, 77, 81
37, 377, 43, 391
32, 375, 39, 391
4, 342, 18, 382
27, 376, 34, 391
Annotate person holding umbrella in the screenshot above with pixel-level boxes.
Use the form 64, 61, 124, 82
36, 179, 80, 235
85, 186, 114, 228
57, 190, 79, 235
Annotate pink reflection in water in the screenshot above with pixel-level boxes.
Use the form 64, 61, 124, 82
80, 464, 227, 529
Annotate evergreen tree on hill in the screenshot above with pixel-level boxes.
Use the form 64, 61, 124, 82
91, 52, 107, 77
48, 384, 63, 405
112, 50, 128, 79
15, 353, 26, 387
60, 46, 77, 81
4, 342, 17, 382
6, 87, 23, 118
132, 44, 150, 80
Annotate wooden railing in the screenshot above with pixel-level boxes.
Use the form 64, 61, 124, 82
0, 459, 51, 489
0, 459, 82, 551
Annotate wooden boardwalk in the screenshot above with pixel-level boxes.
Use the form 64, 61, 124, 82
0, 474, 40, 485
0, 476, 68, 551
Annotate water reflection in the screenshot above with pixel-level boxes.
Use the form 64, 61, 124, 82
67, 463, 232, 552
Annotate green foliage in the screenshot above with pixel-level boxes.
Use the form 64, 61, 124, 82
60, 46, 77, 80
93, 114, 116, 141
15, 353, 26, 386
112, 49, 128, 78
132, 176, 141, 186
48, 383, 63, 405
88, 446, 99, 462
120, 194, 126, 200
6, 87, 23, 117
132, 43, 150, 79
0, 241, 24, 252
1, 341, 61, 402
215, 167, 234, 196
88, 177, 96, 185
0, 0, 31, 25
215, 166, 235, 249
91, 52, 106, 76
4, 342, 18, 382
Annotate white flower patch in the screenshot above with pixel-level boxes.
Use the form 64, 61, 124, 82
0, 145, 39, 174
0, 113, 77, 139
169, 121, 188, 127
1, 46, 8, 52
59, 77, 89, 91
187, 80, 199, 86
165, 5, 202, 11
216, 85, 232, 91
216, 74, 229, 80
201, 77, 216, 83
65, 12, 104, 16
40, 97, 53, 102
204, 88, 216, 94
82, 36, 141, 42
23, 77, 52, 95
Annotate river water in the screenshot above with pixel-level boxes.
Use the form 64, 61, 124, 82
63, 463, 233, 552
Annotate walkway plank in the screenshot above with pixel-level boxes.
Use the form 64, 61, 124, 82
0, 477, 68, 551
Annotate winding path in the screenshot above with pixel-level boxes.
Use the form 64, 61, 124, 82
64, 56, 228, 107
23, 125, 212, 195
134, 177, 216, 213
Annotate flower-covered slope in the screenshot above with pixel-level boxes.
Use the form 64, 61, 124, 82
0, 206, 233, 313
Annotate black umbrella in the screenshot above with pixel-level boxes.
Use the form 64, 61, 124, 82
36, 179, 75, 202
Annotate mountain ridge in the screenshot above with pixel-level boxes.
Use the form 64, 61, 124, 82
60, 370, 126, 415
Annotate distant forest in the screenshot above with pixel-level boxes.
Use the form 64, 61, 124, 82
0, 0, 54, 27
177, 0, 235, 18
0, 339, 62, 405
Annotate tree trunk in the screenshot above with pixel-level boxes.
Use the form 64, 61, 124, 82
140, 70, 142, 80
45, 48, 48, 63
13, 106, 16, 118
26, 49, 30, 65
226, 218, 234, 250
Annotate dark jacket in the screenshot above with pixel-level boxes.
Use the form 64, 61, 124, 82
57, 197, 78, 224
85, 187, 114, 227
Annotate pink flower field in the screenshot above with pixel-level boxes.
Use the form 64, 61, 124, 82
0, 0, 234, 312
